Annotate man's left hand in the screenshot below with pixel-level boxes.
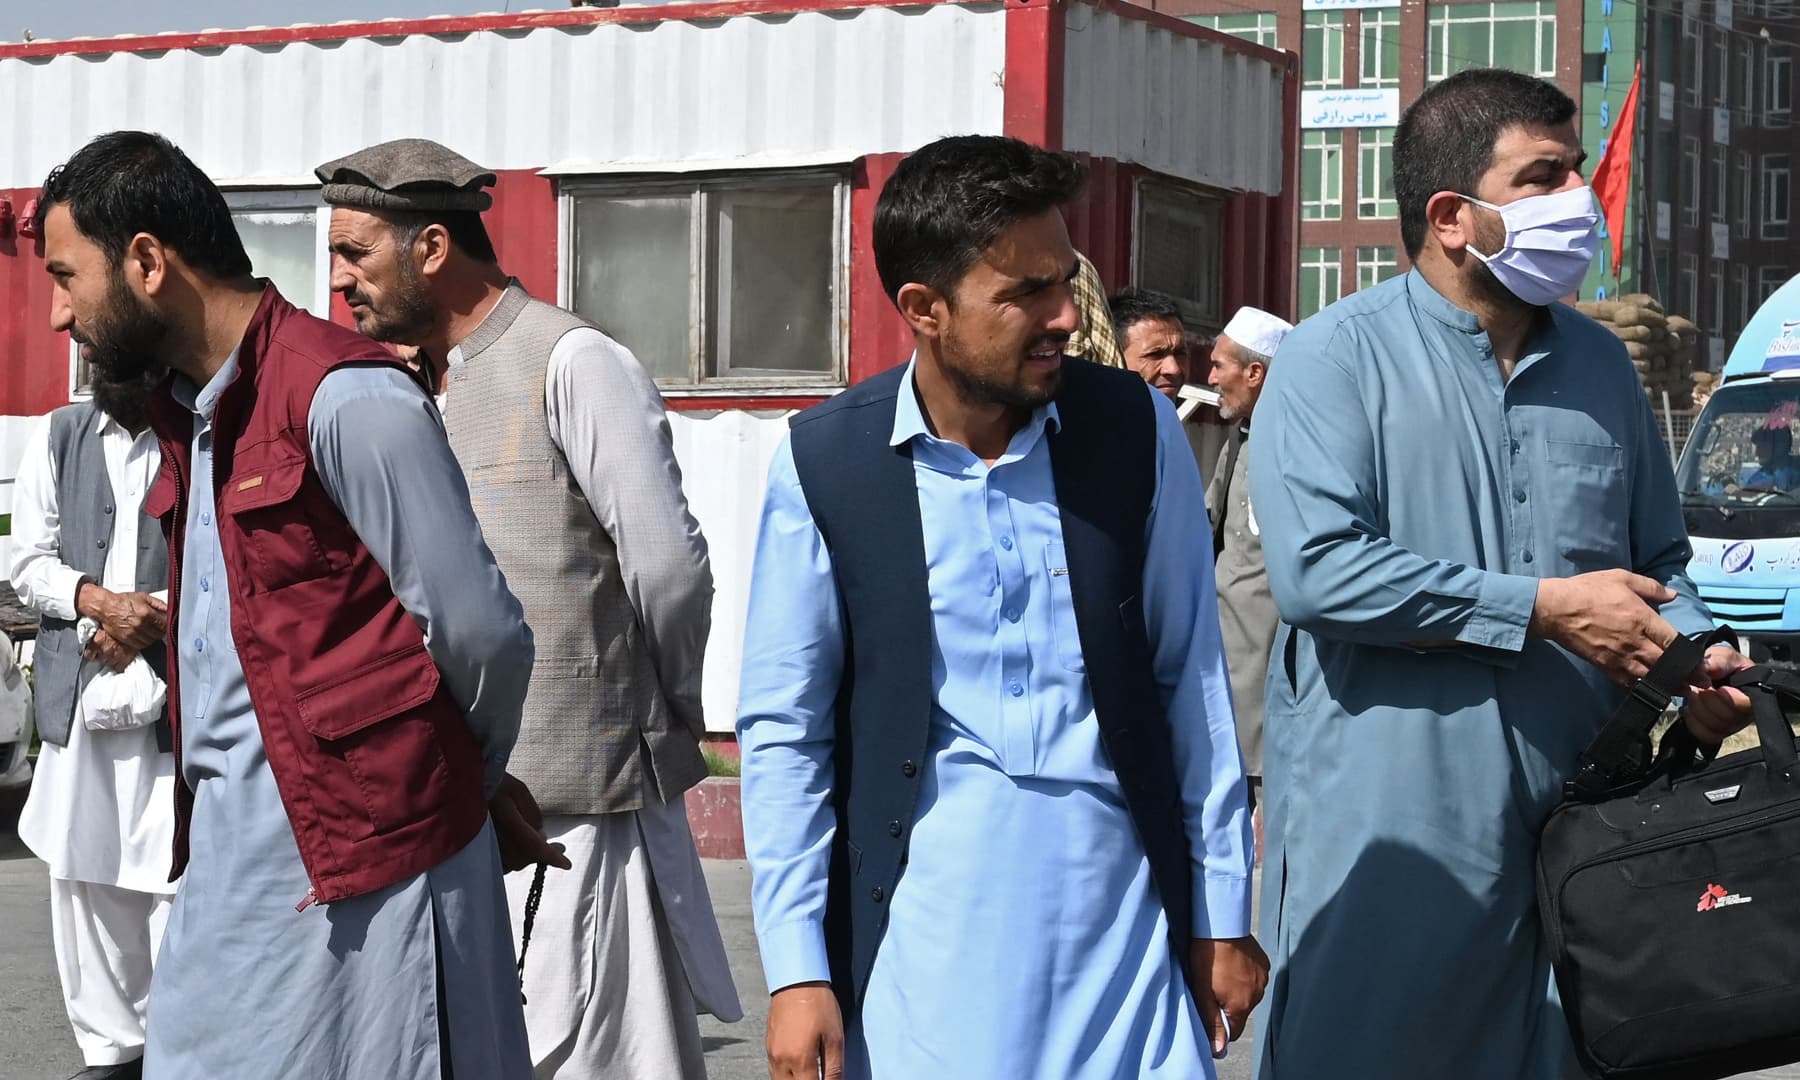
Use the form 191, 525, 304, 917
490, 772, 572, 873
1188, 935, 1269, 1057
83, 627, 137, 673
1685, 645, 1756, 743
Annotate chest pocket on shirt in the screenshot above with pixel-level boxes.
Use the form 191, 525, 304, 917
1045, 541, 1086, 672
221, 452, 346, 591
1545, 439, 1629, 569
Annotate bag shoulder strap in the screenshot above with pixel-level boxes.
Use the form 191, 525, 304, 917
1566, 626, 1737, 802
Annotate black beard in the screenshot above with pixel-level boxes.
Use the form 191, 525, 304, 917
90, 367, 163, 432
347, 257, 439, 345
942, 361, 1062, 411
82, 271, 169, 385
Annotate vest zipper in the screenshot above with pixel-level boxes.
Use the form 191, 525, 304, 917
296, 886, 318, 913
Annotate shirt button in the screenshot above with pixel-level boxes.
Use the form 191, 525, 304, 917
103, 505, 114, 515
193, 638, 205, 653
1514, 490, 1527, 503
901, 760, 917, 778
1008, 681, 1024, 698
95, 539, 106, 549
999, 536, 1014, 551
1004, 608, 1020, 623
201, 512, 212, 526
200, 578, 211, 592
871, 886, 885, 903
888, 820, 903, 837
1523, 551, 1535, 564
1511, 441, 1521, 455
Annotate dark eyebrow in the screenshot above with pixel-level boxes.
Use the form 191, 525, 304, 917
1011, 259, 1081, 296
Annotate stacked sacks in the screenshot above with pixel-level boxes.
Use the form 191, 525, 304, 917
1573, 293, 1701, 408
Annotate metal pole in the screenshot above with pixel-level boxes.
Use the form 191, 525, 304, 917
1663, 389, 1677, 461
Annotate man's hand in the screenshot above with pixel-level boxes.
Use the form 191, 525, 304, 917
766, 982, 844, 1080
1685, 645, 1756, 743
1188, 936, 1270, 1057
490, 773, 571, 873
1531, 571, 1680, 686
76, 582, 167, 651
82, 627, 137, 674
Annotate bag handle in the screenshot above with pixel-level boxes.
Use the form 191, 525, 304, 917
1723, 665, 1800, 775
1565, 625, 1738, 802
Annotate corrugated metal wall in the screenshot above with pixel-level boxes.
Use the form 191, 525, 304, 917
0, 4, 1010, 190
1061, 4, 1286, 198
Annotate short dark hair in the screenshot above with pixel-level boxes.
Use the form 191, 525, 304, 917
37, 130, 252, 279
388, 209, 499, 265
1107, 287, 1184, 345
874, 135, 1085, 305
1392, 69, 1577, 258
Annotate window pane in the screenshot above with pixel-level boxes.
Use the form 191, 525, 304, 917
1449, 21, 1491, 74
1492, 20, 1536, 72
708, 188, 836, 377
234, 210, 320, 315
571, 195, 692, 381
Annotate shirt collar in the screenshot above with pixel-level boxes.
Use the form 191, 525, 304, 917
888, 356, 1063, 448
172, 347, 242, 422
1406, 269, 1483, 334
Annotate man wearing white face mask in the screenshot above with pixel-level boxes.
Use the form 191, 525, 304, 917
1247, 69, 1754, 1080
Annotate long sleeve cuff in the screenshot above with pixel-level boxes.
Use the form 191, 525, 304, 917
1192, 873, 1252, 939
757, 917, 833, 993
35, 566, 87, 623
1463, 572, 1538, 654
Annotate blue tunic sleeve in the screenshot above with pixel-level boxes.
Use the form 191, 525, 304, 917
1250, 320, 1540, 655
1627, 389, 1713, 637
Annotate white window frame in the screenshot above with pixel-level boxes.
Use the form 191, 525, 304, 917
1303, 130, 1345, 222
1428, 2, 1558, 82
1738, 150, 1755, 238
1132, 179, 1228, 331
1763, 153, 1792, 240
1680, 253, 1700, 316
1299, 245, 1343, 319
1762, 266, 1792, 302
1358, 128, 1398, 219
1736, 262, 1751, 331
1683, 136, 1702, 228
1711, 145, 1729, 221
558, 169, 851, 394
1356, 245, 1399, 291
1713, 34, 1731, 106
1193, 12, 1280, 49
1685, 19, 1705, 106
1304, 12, 1348, 90
1739, 40, 1758, 122
1361, 8, 1403, 88
1768, 50, 1794, 126
69, 188, 331, 401
1711, 260, 1728, 332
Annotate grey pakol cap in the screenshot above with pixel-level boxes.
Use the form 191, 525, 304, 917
315, 138, 496, 213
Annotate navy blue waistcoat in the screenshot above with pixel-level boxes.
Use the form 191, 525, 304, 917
788, 357, 1192, 1012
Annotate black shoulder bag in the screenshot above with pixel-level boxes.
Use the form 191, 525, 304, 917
1538, 626, 1800, 1080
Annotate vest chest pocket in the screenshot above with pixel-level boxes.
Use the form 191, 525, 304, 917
295, 643, 447, 836
1045, 541, 1086, 672
221, 454, 346, 591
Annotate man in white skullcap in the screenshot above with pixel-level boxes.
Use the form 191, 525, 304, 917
1204, 306, 1294, 859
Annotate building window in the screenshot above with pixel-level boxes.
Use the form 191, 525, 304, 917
1356, 245, 1400, 291
1303, 130, 1344, 221
1737, 263, 1751, 332
1304, 12, 1347, 89
1685, 19, 1704, 106
564, 172, 846, 390
1763, 266, 1792, 302
1739, 40, 1758, 120
1769, 49, 1794, 126
1428, 1, 1557, 81
1679, 254, 1700, 318
1300, 246, 1343, 320
1361, 8, 1402, 88
1711, 261, 1728, 333
1764, 153, 1792, 240
1133, 180, 1227, 330
1358, 128, 1398, 219
1714, 34, 1730, 106
1738, 151, 1755, 238
1682, 137, 1702, 227
1712, 146, 1728, 221
1191, 12, 1279, 48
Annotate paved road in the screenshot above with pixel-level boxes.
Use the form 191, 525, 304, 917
0, 787, 1790, 1080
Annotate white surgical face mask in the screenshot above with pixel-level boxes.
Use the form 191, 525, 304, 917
1460, 186, 1600, 307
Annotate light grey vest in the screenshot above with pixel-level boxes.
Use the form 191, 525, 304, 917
34, 403, 171, 750
444, 283, 705, 815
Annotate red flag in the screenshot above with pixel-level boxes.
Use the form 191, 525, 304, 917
1590, 62, 1642, 278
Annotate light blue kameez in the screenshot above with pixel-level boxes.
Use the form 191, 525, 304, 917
144, 358, 534, 1080
738, 363, 1252, 1080
1247, 273, 1713, 1080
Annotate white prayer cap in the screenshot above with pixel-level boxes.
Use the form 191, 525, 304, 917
1220, 306, 1295, 359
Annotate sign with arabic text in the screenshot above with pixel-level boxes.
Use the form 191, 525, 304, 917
1301, 88, 1403, 129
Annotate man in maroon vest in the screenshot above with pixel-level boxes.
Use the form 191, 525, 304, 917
37, 130, 558, 1079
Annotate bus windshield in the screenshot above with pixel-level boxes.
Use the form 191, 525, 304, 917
1678, 380, 1800, 541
